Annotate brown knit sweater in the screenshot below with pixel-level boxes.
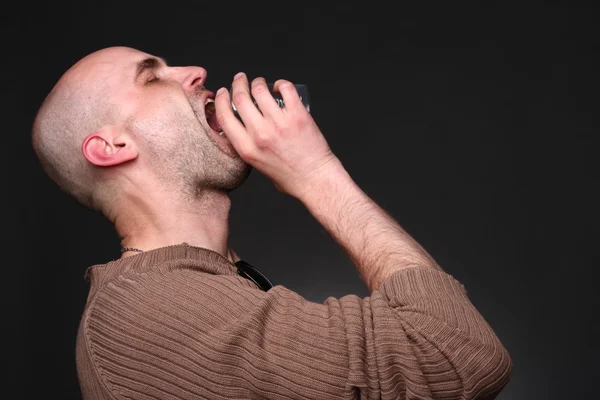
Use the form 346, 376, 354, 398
76, 243, 512, 399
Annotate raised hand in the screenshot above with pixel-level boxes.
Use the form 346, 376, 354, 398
214, 73, 341, 200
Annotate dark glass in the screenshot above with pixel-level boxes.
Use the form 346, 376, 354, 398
230, 83, 310, 122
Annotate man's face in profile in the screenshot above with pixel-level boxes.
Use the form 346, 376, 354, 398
87, 46, 251, 193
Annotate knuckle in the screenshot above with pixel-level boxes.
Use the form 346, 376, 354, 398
295, 113, 311, 129
272, 118, 288, 134
272, 118, 290, 134
278, 81, 294, 92
254, 132, 272, 149
232, 91, 248, 106
215, 111, 228, 127
274, 114, 309, 138
251, 81, 269, 96
238, 146, 255, 162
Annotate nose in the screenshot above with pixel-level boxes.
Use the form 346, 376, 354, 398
170, 66, 207, 94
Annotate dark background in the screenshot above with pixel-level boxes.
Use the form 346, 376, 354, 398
2, 1, 597, 399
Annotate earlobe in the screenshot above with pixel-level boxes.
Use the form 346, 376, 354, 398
81, 126, 138, 167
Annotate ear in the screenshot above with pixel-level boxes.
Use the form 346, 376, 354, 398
81, 125, 138, 167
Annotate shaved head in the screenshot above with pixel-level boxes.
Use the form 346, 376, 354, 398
32, 54, 117, 212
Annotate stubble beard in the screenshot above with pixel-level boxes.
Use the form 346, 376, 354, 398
178, 89, 252, 196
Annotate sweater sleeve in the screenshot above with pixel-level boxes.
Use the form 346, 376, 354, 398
81, 266, 512, 400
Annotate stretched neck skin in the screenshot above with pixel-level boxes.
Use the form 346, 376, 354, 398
112, 180, 239, 263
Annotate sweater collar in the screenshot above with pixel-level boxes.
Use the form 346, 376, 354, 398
84, 243, 239, 285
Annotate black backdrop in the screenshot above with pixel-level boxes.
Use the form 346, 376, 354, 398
2, 1, 597, 399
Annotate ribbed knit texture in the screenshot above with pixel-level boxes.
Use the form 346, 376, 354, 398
76, 243, 512, 399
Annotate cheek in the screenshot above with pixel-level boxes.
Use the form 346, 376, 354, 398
136, 93, 175, 116
128, 103, 196, 141
119, 89, 200, 136
120, 85, 179, 116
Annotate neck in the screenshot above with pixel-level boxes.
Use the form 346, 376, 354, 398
114, 188, 234, 262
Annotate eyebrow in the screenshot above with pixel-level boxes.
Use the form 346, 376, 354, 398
134, 56, 169, 80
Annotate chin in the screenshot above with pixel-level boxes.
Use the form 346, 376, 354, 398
201, 158, 252, 194
224, 161, 253, 192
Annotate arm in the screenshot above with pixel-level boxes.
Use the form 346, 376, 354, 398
295, 158, 442, 292
214, 73, 441, 292
211, 74, 513, 398
80, 264, 513, 400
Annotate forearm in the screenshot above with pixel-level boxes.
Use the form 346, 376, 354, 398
297, 159, 442, 292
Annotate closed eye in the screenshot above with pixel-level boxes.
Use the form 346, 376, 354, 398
145, 73, 160, 84
135, 56, 169, 83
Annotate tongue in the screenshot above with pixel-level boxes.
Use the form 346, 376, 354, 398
208, 112, 222, 132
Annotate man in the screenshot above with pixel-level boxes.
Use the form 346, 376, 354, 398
31, 46, 512, 399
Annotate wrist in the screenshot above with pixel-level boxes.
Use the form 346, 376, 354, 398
295, 157, 355, 207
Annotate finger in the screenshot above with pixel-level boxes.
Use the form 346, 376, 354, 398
231, 72, 263, 125
214, 87, 256, 155
273, 79, 305, 112
251, 77, 283, 121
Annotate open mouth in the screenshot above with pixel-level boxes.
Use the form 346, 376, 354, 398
204, 98, 224, 135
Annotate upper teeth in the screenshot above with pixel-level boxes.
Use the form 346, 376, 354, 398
203, 97, 224, 136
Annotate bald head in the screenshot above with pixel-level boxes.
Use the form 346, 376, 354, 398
31, 48, 123, 212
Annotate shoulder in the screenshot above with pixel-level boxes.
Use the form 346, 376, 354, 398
77, 268, 266, 395
87, 267, 258, 319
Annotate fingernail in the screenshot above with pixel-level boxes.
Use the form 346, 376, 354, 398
234, 72, 245, 80
216, 87, 226, 95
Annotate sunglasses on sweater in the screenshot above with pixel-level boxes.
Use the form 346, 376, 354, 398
235, 260, 274, 292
